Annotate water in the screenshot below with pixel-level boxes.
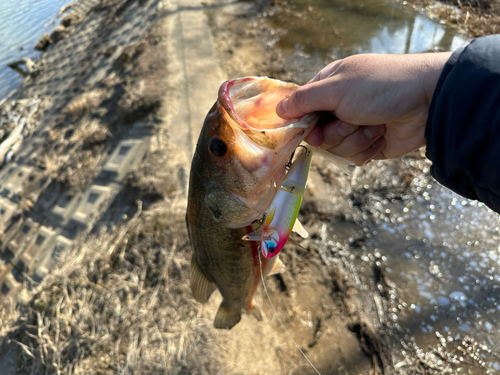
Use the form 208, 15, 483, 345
370, 184, 500, 371
261, 0, 469, 82
0, 0, 72, 101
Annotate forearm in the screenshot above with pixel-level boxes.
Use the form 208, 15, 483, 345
425, 35, 500, 213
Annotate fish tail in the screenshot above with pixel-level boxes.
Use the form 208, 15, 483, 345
214, 304, 242, 329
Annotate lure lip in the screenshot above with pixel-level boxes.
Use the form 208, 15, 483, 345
260, 228, 286, 258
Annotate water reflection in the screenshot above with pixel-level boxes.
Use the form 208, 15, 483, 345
263, 0, 468, 82
363, 182, 500, 370
0, 0, 71, 101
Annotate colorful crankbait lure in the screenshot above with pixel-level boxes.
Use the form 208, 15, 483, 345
243, 146, 312, 258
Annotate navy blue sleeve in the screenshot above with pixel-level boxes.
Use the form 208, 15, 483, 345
425, 35, 500, 213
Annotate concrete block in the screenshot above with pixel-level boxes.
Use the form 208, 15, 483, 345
50, 235, 73, 261
0, 165, 34, 202
63, 184, 118, 238
32, 265, 49, 283
72, 184, 115, 224
13, 252, 33, 282
0, 197, 18, 233
47, 191, 83, 226
32, 235, 72, 283
2, 218, 39, 263
98, 137, 150, 183
24, 226, 56, 260
0, 273, 20, 297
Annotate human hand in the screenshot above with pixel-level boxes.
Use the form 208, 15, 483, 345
276, 52, 452, 165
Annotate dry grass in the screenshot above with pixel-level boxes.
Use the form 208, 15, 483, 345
117, 23, 167, 124
398, 0, 500, 37
62, 89, 108, 117
0, 199, 218, 374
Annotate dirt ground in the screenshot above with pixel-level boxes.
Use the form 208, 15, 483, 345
0, 0, 497, 374
396, 0, 499, 37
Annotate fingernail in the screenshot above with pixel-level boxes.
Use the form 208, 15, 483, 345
278, 98, 288, 114
363, 128, 373, 139
337, 122, 354, 137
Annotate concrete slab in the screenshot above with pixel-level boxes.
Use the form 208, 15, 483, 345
163, 0, 226, 159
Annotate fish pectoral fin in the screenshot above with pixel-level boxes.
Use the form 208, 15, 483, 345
214, 304, 242, 329
190, 257, 216, 303
292, 218, 309, 238
268, 258, 286, 276
287, 236, 307, 251
246, 302, 263, 321
305, 143, 355, 175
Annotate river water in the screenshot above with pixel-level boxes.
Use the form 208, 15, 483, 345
0, 0, 72, 101
260, 0, 499, 372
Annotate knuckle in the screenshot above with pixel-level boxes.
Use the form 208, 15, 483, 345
290, 87, 309, 110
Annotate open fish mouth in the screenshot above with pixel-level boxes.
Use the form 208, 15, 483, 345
203, 77, 320, 228
219, 77, 319, 148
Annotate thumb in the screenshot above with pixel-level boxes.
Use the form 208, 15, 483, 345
276, 80, 338, 119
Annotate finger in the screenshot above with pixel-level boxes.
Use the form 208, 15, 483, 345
276, 79, 340, 119
323, 124, 385, 158
349, 137, 386, 166
320, 120, 358, 148
307, 74, 321, 84
372, 150, 388, 160
304, 126, 324, 147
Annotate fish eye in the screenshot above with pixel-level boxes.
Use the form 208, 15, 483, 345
208, 137, 228, 157
268, 247, 276, 254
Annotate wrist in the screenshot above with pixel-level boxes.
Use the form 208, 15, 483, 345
420, 52, 453, 105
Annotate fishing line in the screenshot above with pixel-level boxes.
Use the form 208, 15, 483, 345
258, 252, 322, 375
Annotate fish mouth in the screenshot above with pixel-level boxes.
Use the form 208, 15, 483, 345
218, 77, 319, 149
206, 77, 320, 228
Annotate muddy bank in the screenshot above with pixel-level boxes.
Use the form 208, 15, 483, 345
397, 0, 499, 37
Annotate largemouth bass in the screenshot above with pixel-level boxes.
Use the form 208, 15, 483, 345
187, 77, 319, 329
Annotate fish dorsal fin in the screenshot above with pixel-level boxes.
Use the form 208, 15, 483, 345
214, 304, 242, 329
267, 257, 286, 276
292, 218, 309, 238
246, 301, 263, 321
190, 257, 216, 303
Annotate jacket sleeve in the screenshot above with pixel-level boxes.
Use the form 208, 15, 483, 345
425, 35, 500, 213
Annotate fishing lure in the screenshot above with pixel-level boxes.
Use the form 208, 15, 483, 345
243, 146, 312, 258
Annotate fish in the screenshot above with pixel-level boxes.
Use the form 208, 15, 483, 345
186, 76, 320, 329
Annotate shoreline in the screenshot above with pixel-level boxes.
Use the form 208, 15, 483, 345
396, 0, 499, 37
